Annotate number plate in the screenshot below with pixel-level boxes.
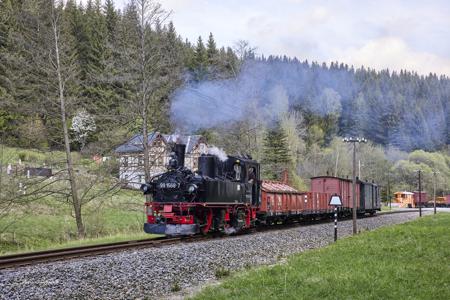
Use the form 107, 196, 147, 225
158, 182, 180, 189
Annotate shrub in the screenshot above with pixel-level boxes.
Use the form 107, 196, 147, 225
18, 152, 27, 162
170, 281, 181, 292
215, 267, 230, 279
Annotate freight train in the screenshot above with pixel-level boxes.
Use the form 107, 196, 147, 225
141, 144, 381, 236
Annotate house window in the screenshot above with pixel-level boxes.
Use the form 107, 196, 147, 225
122, 156, 128, 167
138, 157, 144, 166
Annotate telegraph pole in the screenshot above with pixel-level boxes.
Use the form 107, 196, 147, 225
343, 137, 367, 235
418, 170, 422, 217
387, 176, 391, 210
433, 171, 439, 215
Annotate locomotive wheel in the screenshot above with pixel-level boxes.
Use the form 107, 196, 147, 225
231, 208, 247, 232
197, 208, 213, 235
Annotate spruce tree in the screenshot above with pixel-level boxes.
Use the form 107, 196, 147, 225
104, 0, 117, 44
206, 32, 217, 64
262, 124, 292, 180
192, 36, 207, 80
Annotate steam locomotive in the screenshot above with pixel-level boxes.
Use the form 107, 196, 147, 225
141, 144, 381, 236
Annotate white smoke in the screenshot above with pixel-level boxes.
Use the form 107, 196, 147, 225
207, 146, 228, 161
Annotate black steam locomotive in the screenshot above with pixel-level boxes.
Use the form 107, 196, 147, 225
141, 144, 260, 235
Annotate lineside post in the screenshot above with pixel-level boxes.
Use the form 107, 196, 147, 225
334, 207, 338, 242
329, 194, 342, 242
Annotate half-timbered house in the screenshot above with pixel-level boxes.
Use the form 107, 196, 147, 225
115, 132, 207, 188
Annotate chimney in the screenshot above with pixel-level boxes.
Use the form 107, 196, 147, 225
282, 169, 289, 184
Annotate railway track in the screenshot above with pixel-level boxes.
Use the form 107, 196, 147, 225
0, 209, 420, 270
0, 236, 203, 270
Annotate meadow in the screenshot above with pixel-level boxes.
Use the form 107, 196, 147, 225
0, 145, 153, 254
193, 213, 450, 300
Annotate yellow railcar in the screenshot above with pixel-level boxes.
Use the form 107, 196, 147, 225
393, 191, 415, 208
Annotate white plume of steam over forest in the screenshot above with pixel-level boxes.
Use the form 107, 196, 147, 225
171, 59, 449, 151
171, 61, 340, 129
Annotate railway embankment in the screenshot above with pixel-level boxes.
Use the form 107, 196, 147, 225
0, 212, 439, 299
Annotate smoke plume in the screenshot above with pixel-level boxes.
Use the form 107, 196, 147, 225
207, 146, 228, 162
170, 59, 448, 151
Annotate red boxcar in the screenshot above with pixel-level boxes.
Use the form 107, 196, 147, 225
413, 191, 428, 207
310, 176, 360, 209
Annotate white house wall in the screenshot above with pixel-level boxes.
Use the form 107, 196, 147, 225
118, 142, 207, 189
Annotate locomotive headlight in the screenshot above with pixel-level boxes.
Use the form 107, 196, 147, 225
140, 183, 151, 194
187, 184, 197, 194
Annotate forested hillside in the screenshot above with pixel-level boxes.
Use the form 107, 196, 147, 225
0, 0, 237, 151
1, 0, 449, 153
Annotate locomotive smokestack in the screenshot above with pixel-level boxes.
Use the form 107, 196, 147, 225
173, 144, 186, 168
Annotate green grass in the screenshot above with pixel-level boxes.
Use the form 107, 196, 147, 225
381, 204, 400, 211
193, 214, 450, 300
0, 145, 156, 254
0, 144, 98, 171
0, 189, 154, 255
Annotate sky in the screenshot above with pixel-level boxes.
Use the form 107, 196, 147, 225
84, 0, 450, 76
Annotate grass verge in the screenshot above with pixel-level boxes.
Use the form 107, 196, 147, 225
192, 213, 450, 300
0, 190, 153, 255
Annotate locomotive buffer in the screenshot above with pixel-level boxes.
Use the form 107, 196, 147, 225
329, 194, 342, 242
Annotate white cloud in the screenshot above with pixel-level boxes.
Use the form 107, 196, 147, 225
340, 37, 450, 75
77, 0, 450, 76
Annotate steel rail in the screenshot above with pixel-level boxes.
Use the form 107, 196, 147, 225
0, 236, 194, 270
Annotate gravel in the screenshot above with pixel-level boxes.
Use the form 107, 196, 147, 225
0, 212, 428, 300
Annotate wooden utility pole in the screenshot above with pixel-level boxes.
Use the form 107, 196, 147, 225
352, 142, 356, 234
418, 170, 422, 217
343, 137, 367, 235
388, 176, 391, 210
433, 171, 438, 215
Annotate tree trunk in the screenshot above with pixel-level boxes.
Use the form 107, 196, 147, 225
142, 105, 151, 182
52, 13, 85, 238
138, 1, 152, 204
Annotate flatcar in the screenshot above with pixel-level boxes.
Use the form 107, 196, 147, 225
141, 143, 381, 236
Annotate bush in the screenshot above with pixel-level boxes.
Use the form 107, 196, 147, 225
170, 281, 181, 292
18, 152, 27, 162
215, 267, 230, 279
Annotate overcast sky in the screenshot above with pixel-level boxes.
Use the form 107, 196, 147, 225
83, 0, 450, 76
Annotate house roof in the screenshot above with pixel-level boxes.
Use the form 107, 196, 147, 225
394, 191, 414, 195
115, 132, 205, 154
